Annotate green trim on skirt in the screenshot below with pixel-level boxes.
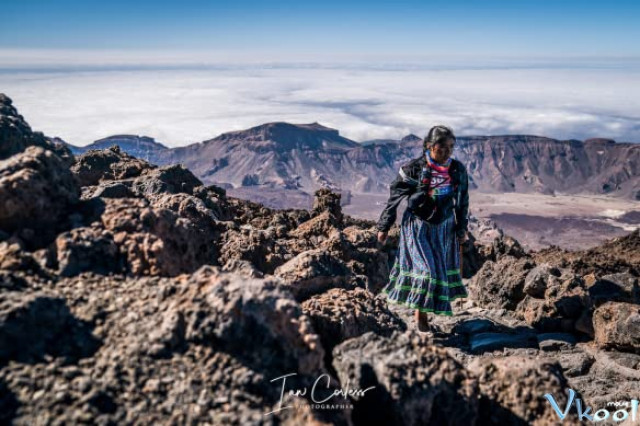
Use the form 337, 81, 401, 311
381, 210, 468, 316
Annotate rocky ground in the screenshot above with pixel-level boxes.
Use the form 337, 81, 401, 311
1, 92, 640, 425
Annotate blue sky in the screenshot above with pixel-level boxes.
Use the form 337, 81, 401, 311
1, 0, 639, 57
1, 1, 639, 145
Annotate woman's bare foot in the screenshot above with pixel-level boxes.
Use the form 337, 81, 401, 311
415, 309, 430, 333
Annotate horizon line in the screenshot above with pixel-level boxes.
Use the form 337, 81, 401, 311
2, 48, 640, 69
60, 125, 638, 148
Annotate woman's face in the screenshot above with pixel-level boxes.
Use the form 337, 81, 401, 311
429, 138, 455, 163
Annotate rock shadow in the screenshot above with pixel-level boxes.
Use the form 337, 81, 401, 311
0, 295, 101, 366
0, 378, 19, 424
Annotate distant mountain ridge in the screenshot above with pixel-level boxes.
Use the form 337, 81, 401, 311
361, 134, 421, 146
60, 135, 169, 161
45, 120, 640, 201
209, 122, 360, 151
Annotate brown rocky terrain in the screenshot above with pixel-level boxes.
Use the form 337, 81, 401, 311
1, 93, 639, 425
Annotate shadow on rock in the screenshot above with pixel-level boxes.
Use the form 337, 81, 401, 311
332, 330, 480, 426
350, 363, 396, 426
302, 288, 406, 379
0, 293, 101, 366
0, 378, 19, 424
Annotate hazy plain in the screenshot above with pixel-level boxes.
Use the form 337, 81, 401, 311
342, 191, 640, 251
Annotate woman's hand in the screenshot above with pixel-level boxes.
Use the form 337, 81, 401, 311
377, 231, 388, 245
457, 231, 469, 244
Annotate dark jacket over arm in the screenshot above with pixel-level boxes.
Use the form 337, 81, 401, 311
453, 162, 470, 237
375, 166, 418, 232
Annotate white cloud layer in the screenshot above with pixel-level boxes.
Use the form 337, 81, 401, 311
1, 57, 639, 146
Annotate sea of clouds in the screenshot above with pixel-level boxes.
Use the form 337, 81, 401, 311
1, 50, 639, 147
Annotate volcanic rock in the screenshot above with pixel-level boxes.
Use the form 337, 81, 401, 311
130, 163, 202, 198
468, 256, 535, 311
98, 197, 222, 276
302, 288, 406, 359
71, 145, 154, 187
0, 146, 80, 247
593, 301, 640, 353
332, 330, 479, 426
53, 227, 123, 277
467, 357, 581, 425
0, 94, 74, 165
92, 182, 134, 199
274, 248, 354, 301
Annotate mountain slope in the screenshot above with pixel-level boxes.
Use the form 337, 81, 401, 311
154, 121, 371, 190
151, 124, 639, 199
454, 135, 639, 199
16, 92, 635, 200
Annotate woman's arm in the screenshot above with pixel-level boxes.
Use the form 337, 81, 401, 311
376, 167, 417, 233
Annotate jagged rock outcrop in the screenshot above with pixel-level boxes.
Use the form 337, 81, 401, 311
19, 141, 234, 277
275, 248, 355, 301
533, 229, 640, 276
96, 197, 223, 276
130, 164, 203, 199
468, 256, 535, 311
593, 302, 640, 353
302, 288, 406, 361
71, 145, 155, 187
92, 181, 134, 198
332, 330, 480, 425
312, 187, 343, 222
0, 94, 74, 165
178, 267, 327, 374
468, 230, 640, 340
0, 269, 353, 425
0, 146, 80, 248
219, 188, 391, 299
53, 227, 123, 277
467, 357, 581, 425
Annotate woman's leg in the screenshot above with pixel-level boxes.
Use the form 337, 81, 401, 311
415, 309, 430, 331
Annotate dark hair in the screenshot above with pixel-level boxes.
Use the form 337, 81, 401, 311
423, 125, 456, 150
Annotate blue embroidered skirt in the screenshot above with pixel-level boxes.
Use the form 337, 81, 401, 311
382, 209, 467, 316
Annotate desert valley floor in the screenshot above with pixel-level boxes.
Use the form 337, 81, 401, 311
342, 191, 639, 251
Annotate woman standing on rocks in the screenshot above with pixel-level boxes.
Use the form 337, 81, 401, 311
376, 125, 470, 332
